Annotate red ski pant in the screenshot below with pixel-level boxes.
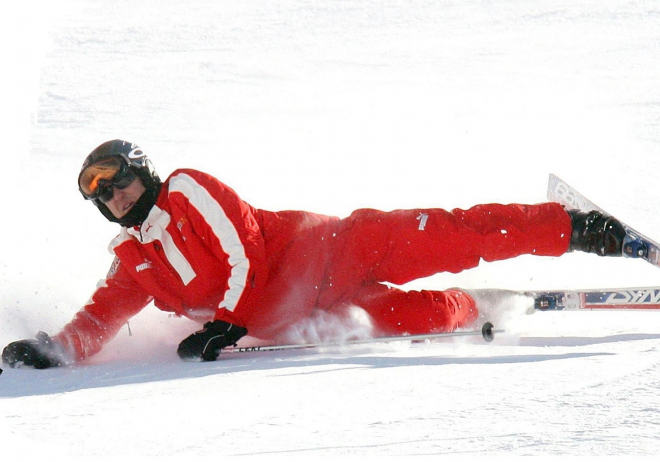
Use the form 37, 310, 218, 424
245, 203, 572, 340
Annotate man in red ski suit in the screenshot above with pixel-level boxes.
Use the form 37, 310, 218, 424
2, 140, 627, 368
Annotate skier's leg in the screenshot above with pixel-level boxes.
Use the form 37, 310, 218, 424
322, 202, 571, 298
331, 283, 478, 336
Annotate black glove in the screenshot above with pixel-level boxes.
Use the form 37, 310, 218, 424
568, 209, 626, 256
2, 332, 66, 369
177, 320, 248, 361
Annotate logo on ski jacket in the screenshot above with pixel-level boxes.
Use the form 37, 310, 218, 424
417, 213, 429, 231
136, 261, 153, 272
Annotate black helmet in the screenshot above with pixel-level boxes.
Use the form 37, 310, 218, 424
78, 140, 162, 227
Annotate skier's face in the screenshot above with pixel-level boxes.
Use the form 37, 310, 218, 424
104, 177, 146, 219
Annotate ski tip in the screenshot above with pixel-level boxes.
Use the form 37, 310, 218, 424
481, 322, 495, 342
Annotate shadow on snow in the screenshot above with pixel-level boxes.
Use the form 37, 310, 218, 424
2, 332, 658, 398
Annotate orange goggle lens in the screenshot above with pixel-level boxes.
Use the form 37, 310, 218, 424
79, 157, 123, 196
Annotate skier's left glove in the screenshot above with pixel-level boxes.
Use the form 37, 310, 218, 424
177, 320, 248, 361
2, 332, 66, 369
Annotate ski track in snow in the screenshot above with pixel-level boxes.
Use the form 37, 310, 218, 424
2, 0, 660, 456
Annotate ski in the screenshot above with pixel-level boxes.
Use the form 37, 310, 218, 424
547, 173, 660, 267
528, 287, 660, 311
471, 286, 660, 315
222, 322, 500, 354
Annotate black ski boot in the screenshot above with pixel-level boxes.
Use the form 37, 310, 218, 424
568, 210, 626, 256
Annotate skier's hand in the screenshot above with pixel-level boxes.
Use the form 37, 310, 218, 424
2, 332, 65, 369
177, 320, 248, 361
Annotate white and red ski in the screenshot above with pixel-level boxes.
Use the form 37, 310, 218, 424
528, 287, 660, 311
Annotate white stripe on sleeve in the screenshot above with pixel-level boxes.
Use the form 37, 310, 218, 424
168, 173, 250, 312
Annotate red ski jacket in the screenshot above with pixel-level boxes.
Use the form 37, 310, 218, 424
54, 168, 324, 360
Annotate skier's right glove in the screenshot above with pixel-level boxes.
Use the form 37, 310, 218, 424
2, 332, 66, 369
177, 320, 248, 361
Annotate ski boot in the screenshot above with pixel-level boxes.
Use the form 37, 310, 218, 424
568, 210, 626, 256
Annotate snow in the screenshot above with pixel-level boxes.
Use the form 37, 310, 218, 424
2, 0, 660, 456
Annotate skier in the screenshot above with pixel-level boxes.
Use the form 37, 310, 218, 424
2, 140, 627, 368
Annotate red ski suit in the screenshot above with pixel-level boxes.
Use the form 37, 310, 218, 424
54, 169, 572, 361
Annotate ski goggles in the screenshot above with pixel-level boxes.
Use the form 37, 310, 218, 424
78, 156, 138, 203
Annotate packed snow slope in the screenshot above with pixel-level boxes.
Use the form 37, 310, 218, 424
2, 0, 660, 456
